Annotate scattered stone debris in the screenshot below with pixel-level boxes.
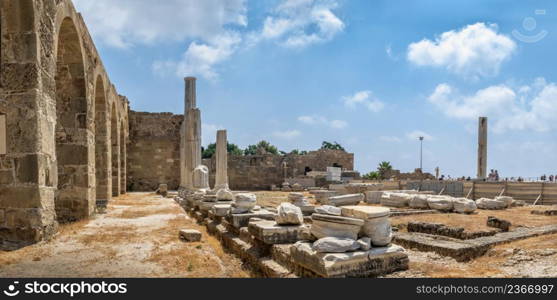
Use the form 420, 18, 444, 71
487, 216, 511, 232
324, 193, 364, 206
531, 209, 557, 216
276, 203, 304, 225
312, 237, 360, 253
314, 205, 342, 216
180, 229, 202, 242
158, 184, 168, 197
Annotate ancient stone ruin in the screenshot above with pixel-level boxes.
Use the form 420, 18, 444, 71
1, 0, 130, 250
2, 0, 557, 280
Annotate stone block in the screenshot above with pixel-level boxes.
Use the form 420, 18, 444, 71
248, 220, 310, 244
325, 194, 364, 206
212, 204, 231, 217
365, 191, 383, 204
340, 206, 390, 219
310, 214, 364, 240
290, 242, 408, 278
225, 210, 276, 229
179, 229, 202, 242
487, 216, 511, 232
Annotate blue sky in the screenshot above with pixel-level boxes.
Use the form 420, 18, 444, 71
74, 0, 557, 178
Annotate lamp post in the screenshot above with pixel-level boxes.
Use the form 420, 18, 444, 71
419, 136, 424, 171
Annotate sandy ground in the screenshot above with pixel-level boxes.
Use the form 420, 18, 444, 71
0, 193, 250, 278
385, 233, 557, 278
391, 206, 557, 232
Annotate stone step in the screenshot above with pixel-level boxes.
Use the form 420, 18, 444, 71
259, 258, 297, 278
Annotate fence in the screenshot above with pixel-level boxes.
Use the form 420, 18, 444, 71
354, 180, 557, 205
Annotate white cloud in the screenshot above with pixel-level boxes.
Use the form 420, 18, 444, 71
273, 129, 302, 139
428, 78, 557, 133
76, 0, 344, 80
342, 91, 385, 113
298, 115, 348, 129
154, 32, 242, 80
74, 0, 247, 48
330, 120, 348, 129
385, 44, 399, 61
406, 130, 434, 141
258, 0, 345, 49
407, 23, 516, 78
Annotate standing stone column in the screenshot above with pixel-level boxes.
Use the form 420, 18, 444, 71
180, 77, 208, 191
214, 130, 229, 190
477, 117, 488, 180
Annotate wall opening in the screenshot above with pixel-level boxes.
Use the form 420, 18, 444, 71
94, 76, 110, 207
54, 17, 88, 223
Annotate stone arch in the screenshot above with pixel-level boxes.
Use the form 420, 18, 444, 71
111, 102, 120, 196
54, 16, 91, 223
94, 75, 110, 207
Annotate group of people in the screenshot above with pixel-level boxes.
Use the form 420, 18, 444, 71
436, 172, 557, 183
540, 174, 557, 182
487, 169, 500, 181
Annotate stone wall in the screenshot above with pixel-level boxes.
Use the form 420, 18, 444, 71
1, 0, 129, 250
204, 149, 354, 190
125, 111, 354, 192
127, 111, 182, 191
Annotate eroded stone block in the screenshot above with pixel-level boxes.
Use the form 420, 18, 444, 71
248, 220, 310, 244
290, 242, 408, 278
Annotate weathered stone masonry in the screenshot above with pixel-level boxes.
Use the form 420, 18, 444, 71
0, 0, 129, 250
126, 110, 354, 191
127, 111, 182, 191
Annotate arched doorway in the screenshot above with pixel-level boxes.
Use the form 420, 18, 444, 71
94, 76, 110, 208
111, 104, 120, 197
54, 17, 89, 222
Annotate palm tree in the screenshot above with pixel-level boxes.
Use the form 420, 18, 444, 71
377, 161, 393, 179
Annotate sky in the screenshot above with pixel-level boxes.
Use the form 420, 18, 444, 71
73, 0, 557, 178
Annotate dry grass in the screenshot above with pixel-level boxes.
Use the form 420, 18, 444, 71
109, 193, 159, 207
392, 206, 557, 232
144, 215, 250, 278
405, 234, 557, 278
113, 206, 181, 219
77, 225, 140, 246
254, 191, 315, 208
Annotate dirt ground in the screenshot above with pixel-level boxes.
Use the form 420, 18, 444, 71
385, 233, 557, 278
391, 206, 557, 232
0, 193, 250, 278
254, 191, 316, 208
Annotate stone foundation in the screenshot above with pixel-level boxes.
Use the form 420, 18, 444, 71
176, 196, 409, 278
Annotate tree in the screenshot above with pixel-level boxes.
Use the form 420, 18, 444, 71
203, 142, 244, 158
377, 161, 393, 179
244, 140, 279, 155
227, 143, 243, 156
321, 141, 346, 151
244, 144, 258, 156
290, 149, 308, 155
363, 171, 381, 180
202, 143, 216, 159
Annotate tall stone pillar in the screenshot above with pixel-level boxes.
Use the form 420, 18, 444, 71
477, 117, 488, 180
214, 130, 229, 190
180, 77, 208, 191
